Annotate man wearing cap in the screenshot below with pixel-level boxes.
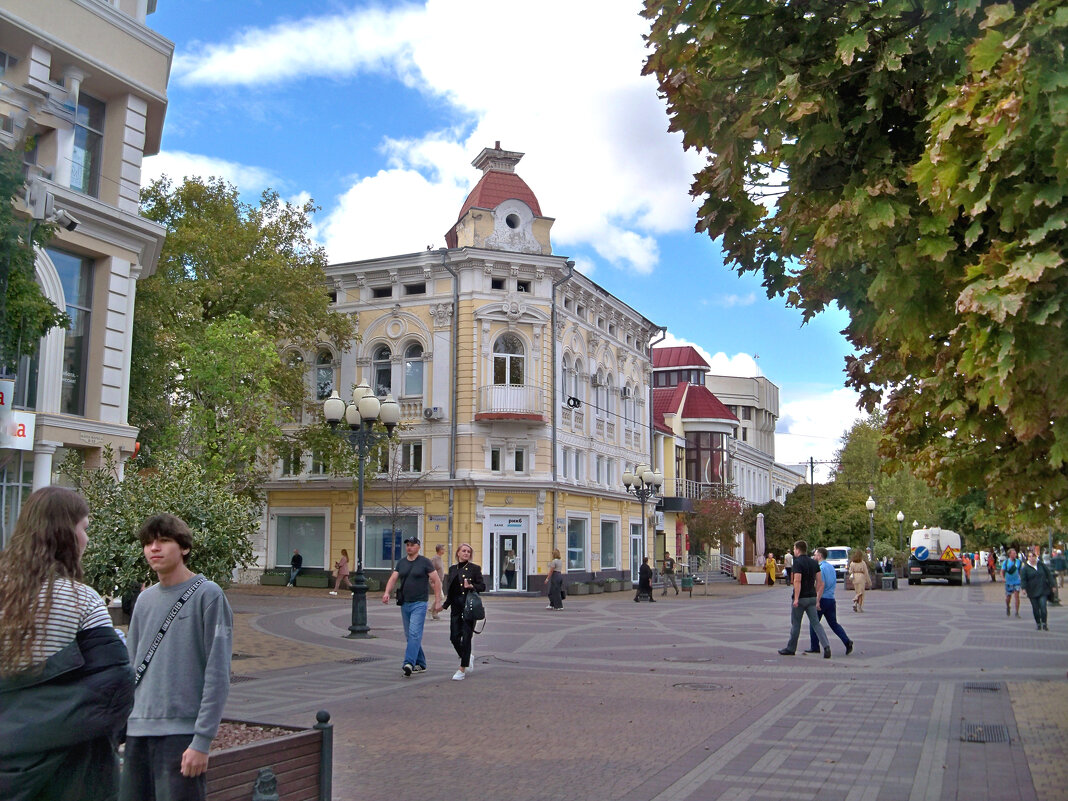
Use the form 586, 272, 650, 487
382, 537, 442, 676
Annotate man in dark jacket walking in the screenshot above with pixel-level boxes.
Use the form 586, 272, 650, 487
1021, 549, 1054, 631
635, 556, 655, 602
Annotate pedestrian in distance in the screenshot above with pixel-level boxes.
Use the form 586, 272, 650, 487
429, 544, 446, 620
0, 487, 134, 801
783, 550, 793, 583
120, 513, 233, 801
806, 547, 853, 656
441, 543, 485, 680
848, 551, 870, 612
635, 556, 655, 602
765, 552, 777, 586
381, 537, 442, 677
1051, 549, 1066, 590
329, 548, 349, 595
661, 551, 679, 596
1020, 549, 1054, 631
287, 548, 303, 586
546, 548, 564, 610
987, 552, 997, 582
962, 553, 972, 584
779, 540, 831, 658
1002, 548, 1022, 618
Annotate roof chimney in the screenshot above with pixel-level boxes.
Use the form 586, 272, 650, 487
472, 143, 524, 175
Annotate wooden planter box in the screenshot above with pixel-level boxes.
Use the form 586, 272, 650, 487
604, 582, 621, 593
260, 573, 287, 586
589, 583, 604, 594
208, 713, 331, 801
295, 573, 330, 588
569, 582, 590, 595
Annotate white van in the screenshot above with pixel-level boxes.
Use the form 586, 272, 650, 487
824, 546, 851, 581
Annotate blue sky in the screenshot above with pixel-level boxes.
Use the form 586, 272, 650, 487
144, 0, 863, 478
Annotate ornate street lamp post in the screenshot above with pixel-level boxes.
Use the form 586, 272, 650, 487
323, 383, 400, 638
622, 464, 663, 562
866, 495, 876, 565
896, 510, 905, 553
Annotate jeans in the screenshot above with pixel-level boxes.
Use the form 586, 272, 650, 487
400, 601, 428, 668
288, 567, 301, 585
120, 735, 206, 801
810, 597, 850, 651
787, 596, 828, 652
1028, 593, 1048, 625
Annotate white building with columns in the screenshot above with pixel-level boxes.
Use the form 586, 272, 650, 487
0, 0, 172, 546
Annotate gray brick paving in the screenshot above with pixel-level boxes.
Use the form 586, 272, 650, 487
223, 581, 1063, 800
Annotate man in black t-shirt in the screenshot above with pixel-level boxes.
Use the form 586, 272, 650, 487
779, 539, 831, 658
382, 537, 442, 676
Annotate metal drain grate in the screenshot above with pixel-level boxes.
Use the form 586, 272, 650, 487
673, 682, 730, 692
229, 675, 258, 684
340, 655, 386, 664
961, 722, 1009, 743
963, 682, 1002, 692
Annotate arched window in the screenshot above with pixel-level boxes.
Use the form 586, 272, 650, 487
621, 385, 632, 427
315, 349, 335, 400
573, 359, 584, 401
403, 342, 424, 396
373, 345, 392, 396
561, 354, 573, 404
594, 368, 607, 416
605, 374, 616, 417
493, 334, 524, 386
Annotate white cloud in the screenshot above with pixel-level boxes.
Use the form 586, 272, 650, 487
710, 292, 758, 308
141, 151, 280, 193
169, 1, 703, 270
775, 387, 864, 481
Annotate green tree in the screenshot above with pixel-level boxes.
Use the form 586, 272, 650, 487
62, 449, 257, 597
686, 494, 745, 554
642, 0, 1068, 526
132, 176, 357, 470
0, 147, 67, 373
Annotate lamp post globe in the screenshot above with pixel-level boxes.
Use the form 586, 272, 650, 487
896, 510, 905, 553
623, 464, 660, 563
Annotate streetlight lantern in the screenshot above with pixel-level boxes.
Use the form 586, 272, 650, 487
896, 510, 905, 553
865, 495, 876, 564
324, 384, 400, 638
623, 463, 661, 567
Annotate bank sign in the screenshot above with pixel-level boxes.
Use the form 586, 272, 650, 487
0, 379, 34, 451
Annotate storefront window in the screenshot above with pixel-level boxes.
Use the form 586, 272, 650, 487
274, 514, 325, 568
600, 520, 618, 569
567, 517, 587, 571
364, 514, 418, 569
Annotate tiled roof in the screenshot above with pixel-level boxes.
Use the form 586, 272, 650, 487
682, 387, 737, 421
445, 170, 542, 247
653, 383, 737, 429
652, 384, 688, 431
652, 346, 710, 370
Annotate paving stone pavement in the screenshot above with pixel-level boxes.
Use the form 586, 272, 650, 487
221, 578, 1067, 801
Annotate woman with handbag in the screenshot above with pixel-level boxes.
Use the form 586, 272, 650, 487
329, 549, 349, 595
848, 551, 870, 612
441, 543, 485, 681
0, 487, 134, 801
546, 548, 565, 610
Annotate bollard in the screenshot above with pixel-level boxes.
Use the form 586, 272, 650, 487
314, 710, 333, 801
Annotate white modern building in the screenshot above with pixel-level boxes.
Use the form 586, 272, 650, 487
0, 0, 172, 545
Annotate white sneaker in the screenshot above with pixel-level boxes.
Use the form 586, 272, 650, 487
546, 604, 553, 609
328, 591, 338, 595
452, 670, 466, 681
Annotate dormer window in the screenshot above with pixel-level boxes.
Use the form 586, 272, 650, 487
403, 282, 426, 296
373, 286, 392, 299
491, 277, 505, 290
516, 279, 531, 293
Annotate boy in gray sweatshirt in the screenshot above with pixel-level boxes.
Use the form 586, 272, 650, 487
120, 514, 233, 801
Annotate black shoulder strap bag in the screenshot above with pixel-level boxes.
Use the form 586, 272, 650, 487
134, 577, 205, 687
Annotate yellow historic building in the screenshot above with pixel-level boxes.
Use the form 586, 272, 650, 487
259, 144, 663, 591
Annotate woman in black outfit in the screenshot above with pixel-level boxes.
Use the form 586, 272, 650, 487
441, 542, 485, 680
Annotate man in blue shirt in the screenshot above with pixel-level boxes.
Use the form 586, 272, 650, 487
1001, 548, 1022, 618
806, 547, 854, 656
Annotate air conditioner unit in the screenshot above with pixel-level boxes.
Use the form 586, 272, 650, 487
422, 406, 444, 420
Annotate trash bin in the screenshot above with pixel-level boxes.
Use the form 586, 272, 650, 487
881, 574, 897, 590
681, 575, 694, 594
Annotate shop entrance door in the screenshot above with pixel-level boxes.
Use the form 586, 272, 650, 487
492, 531, 525, 591
630, 525, 643, 583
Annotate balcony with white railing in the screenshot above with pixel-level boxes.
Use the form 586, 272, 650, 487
476, 384, 547, 422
